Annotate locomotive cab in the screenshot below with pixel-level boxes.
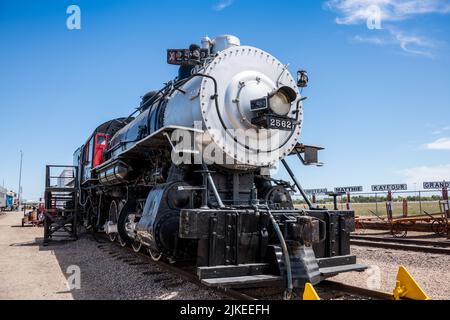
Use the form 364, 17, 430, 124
74, 118, 131, 186
76, 133, 109, 184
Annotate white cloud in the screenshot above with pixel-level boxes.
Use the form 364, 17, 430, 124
325, 0, 450, 24
389, 28, 435, 57
424, 137, 450, 150
353, 29, 435, 57
324, 0, 449, 57
213, 0, 234, 11
399, 163, 450, 185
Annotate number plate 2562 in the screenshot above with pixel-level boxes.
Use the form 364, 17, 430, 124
267, 116, 295, 131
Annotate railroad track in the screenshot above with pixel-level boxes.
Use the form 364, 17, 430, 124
93, 234, 392, 300
351, 235, 450, 255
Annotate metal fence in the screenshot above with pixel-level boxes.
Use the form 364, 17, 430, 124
294, 190, 445, 218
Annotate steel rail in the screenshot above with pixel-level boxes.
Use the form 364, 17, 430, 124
350, 239, 450, 255
318, 280, 393, 300
351, 235, 450, 247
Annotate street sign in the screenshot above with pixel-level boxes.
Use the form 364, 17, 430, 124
304, 188, 328, 195
371, 184, 408, 192
334, 186, 363, 193
423, 181, 450, 190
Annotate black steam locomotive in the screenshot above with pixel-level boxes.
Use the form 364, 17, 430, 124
72, 35, 365, 295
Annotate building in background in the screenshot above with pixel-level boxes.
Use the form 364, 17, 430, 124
1, 187, 16, 211
0, 186, 7, 210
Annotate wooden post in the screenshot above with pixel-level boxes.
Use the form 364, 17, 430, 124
386, 190, 393, 221
346, 192, 352, 210
443, 187, 449, 240
402, 199, 408, 218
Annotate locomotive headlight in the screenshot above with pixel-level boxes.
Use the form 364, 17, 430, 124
268, 86, 297, 116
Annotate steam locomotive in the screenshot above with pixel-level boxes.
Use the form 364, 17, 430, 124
73, 35, 365, 295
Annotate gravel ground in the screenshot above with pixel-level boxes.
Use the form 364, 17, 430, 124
0, 211, 72, 299
330, 246, 450, 300
0, 211, 223, 300
1, 211, 448, 300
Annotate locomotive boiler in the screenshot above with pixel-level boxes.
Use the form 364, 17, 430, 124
73, 35, 366, 296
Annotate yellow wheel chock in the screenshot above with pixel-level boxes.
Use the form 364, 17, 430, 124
301, 266, 430, 301
303, 283, 320, 300
393, 266, 431, 300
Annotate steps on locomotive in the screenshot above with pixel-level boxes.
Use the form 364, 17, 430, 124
201, 275, 282, 288
198, 263, 280, 288
319, 264, 367, 277
316, 255, 368, 276
197, 260, 367, 288
43, 165, 79, 245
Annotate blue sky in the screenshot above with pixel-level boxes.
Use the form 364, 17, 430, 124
1, 0, 449, 199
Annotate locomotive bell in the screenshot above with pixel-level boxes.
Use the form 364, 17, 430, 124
211, 35, 241, 53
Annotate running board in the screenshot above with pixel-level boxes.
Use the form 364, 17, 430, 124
197, 263, 270, 279
319, 263, 368, 277
201, 275, 282, 288
200, 264, 367, 288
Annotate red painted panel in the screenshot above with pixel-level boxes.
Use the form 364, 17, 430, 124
93, 134, 109, 168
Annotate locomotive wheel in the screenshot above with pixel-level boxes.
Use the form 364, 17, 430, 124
108, 232, 117, 242
265, 186, 294, 209
118, 236, 127, 247
108, 200, 118, 242
132, 241, 142, 253
117, 201, 129, 247
117, 206, 136, 247
148, 248, 162, 261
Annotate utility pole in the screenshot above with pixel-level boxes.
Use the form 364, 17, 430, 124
18, 150, 23, 210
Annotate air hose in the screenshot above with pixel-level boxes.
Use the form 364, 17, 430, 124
264, 206, 293, 300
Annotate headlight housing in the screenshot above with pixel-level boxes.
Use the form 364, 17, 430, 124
268, 86, 297, 116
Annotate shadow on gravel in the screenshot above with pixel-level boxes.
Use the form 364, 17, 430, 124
10, 237, 75, 247
10, 240, 41, 247
10, 225, 40, 228
33, 231, 142, 300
